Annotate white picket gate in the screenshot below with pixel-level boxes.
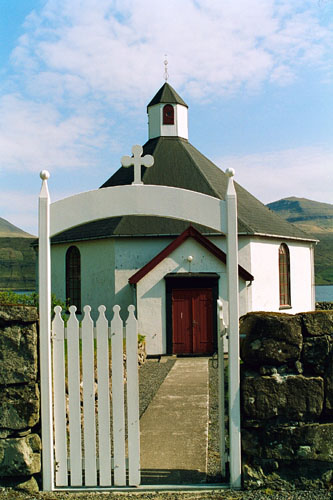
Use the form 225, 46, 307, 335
51, 303, 140, 488
38, 156, 242, 490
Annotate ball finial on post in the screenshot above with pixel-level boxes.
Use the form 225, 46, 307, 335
225, 168, 235, 178
40, 170, 50, 181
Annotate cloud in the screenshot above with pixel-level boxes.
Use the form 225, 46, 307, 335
9, 0, 333, 105
0, 93, 109, 172
1, 0, 331, 176
0, 0, 331, 236
216, 146, 333, 205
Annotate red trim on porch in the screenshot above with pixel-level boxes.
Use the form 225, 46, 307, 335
128, 225, 254, 284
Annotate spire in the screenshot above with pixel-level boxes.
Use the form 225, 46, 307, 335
164, 54, 169, 82
147, 82, 188, 109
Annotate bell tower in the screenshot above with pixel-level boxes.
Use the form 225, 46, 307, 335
147, 83, 189, 140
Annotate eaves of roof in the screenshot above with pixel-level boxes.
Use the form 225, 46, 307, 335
50, 216, 221, 244
242, 232, 319, 243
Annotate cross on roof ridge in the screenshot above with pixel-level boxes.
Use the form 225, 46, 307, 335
121, 145, 154, 185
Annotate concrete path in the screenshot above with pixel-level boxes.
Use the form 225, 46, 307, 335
140, 357, 209, 485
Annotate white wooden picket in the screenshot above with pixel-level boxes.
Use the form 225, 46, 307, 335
126, 305, 141, 486
52, 306, 68, 486
51, 304, 141, 488
81, 305, 97, 486
96, 305, 112, 486
67, 305, 82, 486
111, 305, 126, 486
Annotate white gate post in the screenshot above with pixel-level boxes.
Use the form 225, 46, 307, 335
225, 168, 241, 488
38, 170, 54, 491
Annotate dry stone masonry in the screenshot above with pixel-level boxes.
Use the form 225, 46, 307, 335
240, 310, 333, 490
0, 304, 146, 493
0, 305, 40, 493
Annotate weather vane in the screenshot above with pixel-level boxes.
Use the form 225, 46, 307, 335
164, 54, 169, 82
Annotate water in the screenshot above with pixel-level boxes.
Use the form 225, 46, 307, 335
4, 288, 333, 303
315, 285, 333, 302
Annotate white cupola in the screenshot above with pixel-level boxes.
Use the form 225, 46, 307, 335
147, 83, 188, 140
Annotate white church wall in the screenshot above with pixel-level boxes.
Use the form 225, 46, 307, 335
175, 104, 188, 139
115, 236, 195, 321
137, 277, 166, 354
81, 240, 116, 320
206, 234, 252, 318
113, 237, 173, 321
207, 234, 251, 271
136, 237, 248, 355
114, 237, 173, 269
208, 235, 226, 252
238, 236, 253, 271
289, 242, 315, 312
51, 244, 66, 304
249, 238, 314, 314
51, 239, 116, 321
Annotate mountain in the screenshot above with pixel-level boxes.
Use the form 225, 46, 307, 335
0, 217, 35, 238
266, 197, 333, 233
267, 197, 333, 285
0, 218, 36, 291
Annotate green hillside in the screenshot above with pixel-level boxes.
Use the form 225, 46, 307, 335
267, 197, 333, 285
0, 218, 36, 291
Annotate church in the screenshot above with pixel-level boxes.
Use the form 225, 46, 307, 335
50, 82, 316, 356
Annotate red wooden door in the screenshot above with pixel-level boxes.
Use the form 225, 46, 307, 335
172, 288, 213, 355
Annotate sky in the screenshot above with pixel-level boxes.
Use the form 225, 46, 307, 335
0, 0, 332, 236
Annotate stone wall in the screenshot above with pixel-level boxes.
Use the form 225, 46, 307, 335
0, 305, 147, 493
0, 305, 40, 493
317, 301, 333, 311
240, 310, 333, 489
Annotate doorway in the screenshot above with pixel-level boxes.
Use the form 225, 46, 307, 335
165, 273, 219, 355
172, 288, 213, 354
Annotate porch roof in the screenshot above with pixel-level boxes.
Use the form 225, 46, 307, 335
129, 225, 254, 285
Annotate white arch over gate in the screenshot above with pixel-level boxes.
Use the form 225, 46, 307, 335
50, 184, 226, 236
38, 171, 241, 490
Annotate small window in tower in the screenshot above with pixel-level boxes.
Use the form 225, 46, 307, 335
163, 104, 174, 125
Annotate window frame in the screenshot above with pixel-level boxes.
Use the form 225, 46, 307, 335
66, 245, 81, 313
279, 243, 291, 309
163, 104, 174, 125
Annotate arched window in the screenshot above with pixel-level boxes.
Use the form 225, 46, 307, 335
279, 244, 291, 307
66, 246, 81, 312
163, 104, 174, 125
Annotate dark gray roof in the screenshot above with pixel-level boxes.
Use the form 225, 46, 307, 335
51, 216, 220, 244
101, 136, 313, 241
147, 83, 188, 109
